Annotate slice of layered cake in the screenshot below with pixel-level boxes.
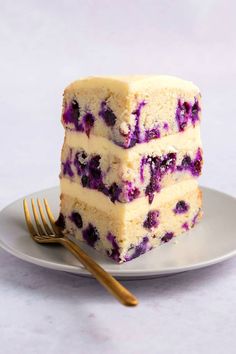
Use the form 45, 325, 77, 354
58, 76, 203, 263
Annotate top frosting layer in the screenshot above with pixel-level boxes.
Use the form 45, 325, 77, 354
65, 75, 200, 93
62, 75, 201, 148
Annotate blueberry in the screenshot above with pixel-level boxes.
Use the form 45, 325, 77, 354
131, 237, 149, 259
125, 236, 149, 261
89, 155, 100, 169
191, 100, 200, 124
71, 99, 79, 110
90, 167, 101, 180
99, 101, 116, 127
128, 187, 140, 201
70, 100, 80, 119
83, 112, 95, 136
83, 112, 94, 127
153, 156, 161, 170
145, 177, 160, 204
182, 222, 189, 231
161, 232, 174, 243
183, 102, 191, 114
125, 182, 140, 202
163, 122, 169, 130
174, 200, 189, 214
160, 153, 176, 173
143, 210, 159, 230
192, 101, 199, 115
63, 99, 80, 129
89, 155, 102, 180
181, 155, 192, 168
109, 183, 121, 203
70, 212, 83, 228
55, 213, 65, 229
103, 108, 116, 127
192, 160, 201, 175
82, 223, 99, 247
145, 127, 160, 142
81, 175, 88, 187
81, 152, 87, 160
176, 100, 189, 132
107, 233, 120, 262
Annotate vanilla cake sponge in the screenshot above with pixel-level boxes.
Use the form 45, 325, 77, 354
58, 75, 203, 262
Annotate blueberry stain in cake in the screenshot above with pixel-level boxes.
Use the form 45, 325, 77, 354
125, 236, 151, 261
192, 209, 201, 227
182, 222, 189, 231
144, 153, 176, 203
63, 99, 81, 130
191, 99, 201, 125
107, 233, 121, 262
82, 223, 100, 247
163, 122, 169, 130
161, 232, 174, 243
192, 148, 203, 176
62, 159, 74, 177
145, 127, 160, 142
174, 200, 189, 214
99, 101, 116, 127
176, 99, 189, 132
121, 100, 162, 147
176, 98, 200, 132
128, 100, 147, 147
140, 156, 146, 183
124, 181, 140, 202
177, 149, 202, 176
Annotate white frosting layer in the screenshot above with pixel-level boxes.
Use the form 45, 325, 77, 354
65, 125, 201, 159
65, 75, 199, 95
60, 178, 198, 221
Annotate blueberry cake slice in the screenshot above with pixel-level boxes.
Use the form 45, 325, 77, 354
58, 76, 203, 263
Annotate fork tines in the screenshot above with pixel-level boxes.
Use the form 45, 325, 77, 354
23, 198, 60, 238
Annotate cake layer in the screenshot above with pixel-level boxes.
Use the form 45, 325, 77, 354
61, 126, 202, 203
59, 185, 202, 263
62, 76, 201, 148
60, 179, 199, 220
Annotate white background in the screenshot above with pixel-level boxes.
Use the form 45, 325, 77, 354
0, 1, 236, 353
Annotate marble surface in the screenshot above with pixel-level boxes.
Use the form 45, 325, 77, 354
1, 1, 236, 353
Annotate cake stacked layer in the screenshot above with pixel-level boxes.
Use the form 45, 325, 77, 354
59, 76, 203, 262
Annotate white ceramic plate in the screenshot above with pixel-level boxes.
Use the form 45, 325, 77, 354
0, 186, 235, 279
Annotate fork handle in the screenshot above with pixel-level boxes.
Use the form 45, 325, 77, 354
60, 238, 138, 306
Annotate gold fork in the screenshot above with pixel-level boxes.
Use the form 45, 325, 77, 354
23, 198, 138, 307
